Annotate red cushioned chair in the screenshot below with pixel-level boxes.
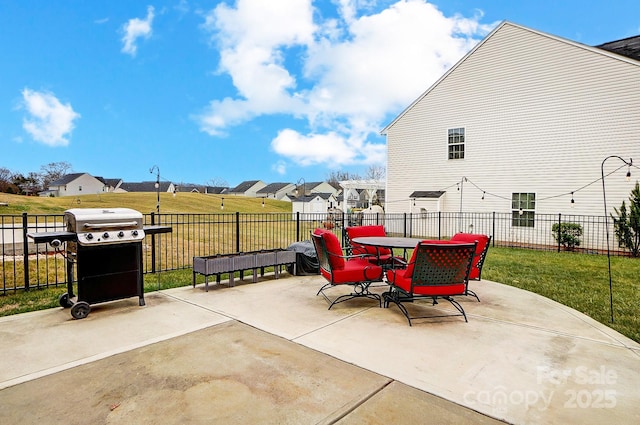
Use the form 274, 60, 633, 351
345, 225, 404, 267
383, 241, 476, 326
450, 233, 491, 301
311, 228, 384, 309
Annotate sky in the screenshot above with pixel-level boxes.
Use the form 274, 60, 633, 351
2, 1, 639, 188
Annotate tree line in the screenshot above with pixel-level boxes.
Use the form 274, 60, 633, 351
0, 161, 72, 195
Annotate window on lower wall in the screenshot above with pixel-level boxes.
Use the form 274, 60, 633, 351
512, 193, 535, 227
448, 127, 465, 160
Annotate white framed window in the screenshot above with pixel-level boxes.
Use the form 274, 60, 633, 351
512, 193, 535, 227
448, 127, 465, 160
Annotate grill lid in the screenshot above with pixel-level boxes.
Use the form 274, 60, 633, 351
65, 208, 145, 245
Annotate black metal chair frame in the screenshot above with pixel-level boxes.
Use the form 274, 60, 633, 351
472, 235, 491, 280
450, 235, 492, 302
311, 232, 382, 309
383, 242, 476, 326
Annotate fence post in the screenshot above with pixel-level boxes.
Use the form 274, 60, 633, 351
235, 212, 240, 252
150, 212, 156, 273
557, 213, 562, 252
403, 213, 407, 237
492, 212, 496, 246
296, 212, 300, 242
22, 212, 30, 291
438, 211, 442, 240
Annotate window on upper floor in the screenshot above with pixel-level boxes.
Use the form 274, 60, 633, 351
448, 128, 465, 160
512, 192, 535, 227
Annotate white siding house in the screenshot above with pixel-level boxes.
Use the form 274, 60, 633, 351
382, 22, 639, 224
291, 193, 337, 218
42, 173, 107, 197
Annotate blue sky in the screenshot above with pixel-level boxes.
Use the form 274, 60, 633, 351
2, 1, 639, 187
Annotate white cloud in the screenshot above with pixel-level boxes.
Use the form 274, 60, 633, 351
21, 89, 80, 147
198, 0, 496, 168
121, 5, 155, 56
272, 160, 287, 175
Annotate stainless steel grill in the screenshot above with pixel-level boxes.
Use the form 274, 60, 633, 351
28, 208, 171, 319
66, 207, 145, 246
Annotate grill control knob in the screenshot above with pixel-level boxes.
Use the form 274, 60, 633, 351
132, 230, 139, 236
118, 231, 125, 238
86, 233, 94, 240
103, 232, 110, 239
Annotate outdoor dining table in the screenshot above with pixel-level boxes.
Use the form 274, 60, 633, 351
351, 236, 455, 269
351, 236, 426, 270
351, 236, 426, 250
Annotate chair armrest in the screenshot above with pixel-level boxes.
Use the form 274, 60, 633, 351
390, 257, 411, 268
326, 251, 371, 261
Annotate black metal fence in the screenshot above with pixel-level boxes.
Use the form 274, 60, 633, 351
0, 211, 630, 294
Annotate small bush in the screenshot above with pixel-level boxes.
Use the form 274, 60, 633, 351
552, 222, 583, 250
612, 182, 640, 257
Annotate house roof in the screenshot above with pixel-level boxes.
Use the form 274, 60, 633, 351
292, 192, 335, 202
596, 35, 640, 61
381, 21, 640, 134
102, 178, 122, 187
410, 191, 445, 199
229, 180, 261, 193
257, 183, 291, 194
176, 185, 202, 193
49, 173, 87, 186
205, 186, 227, 194
119, 181, 173, 192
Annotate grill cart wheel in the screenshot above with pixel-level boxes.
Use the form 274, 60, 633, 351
59, 293, 73, 309
71, 301, 91, 319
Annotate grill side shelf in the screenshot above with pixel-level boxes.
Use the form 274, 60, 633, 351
27, 231, 77, 245
143, 225, 172, 235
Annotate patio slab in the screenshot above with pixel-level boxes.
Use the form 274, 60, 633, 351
0, 321, 498, 425
1, 274, 638, 424
0, 292, 229, 388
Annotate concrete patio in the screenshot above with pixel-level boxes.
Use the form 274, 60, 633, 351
1, 274, 639, 424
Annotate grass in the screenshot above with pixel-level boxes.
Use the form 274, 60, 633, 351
0, 191, 291, 215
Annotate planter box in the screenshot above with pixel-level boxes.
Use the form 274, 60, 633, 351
193, 249, 297, 291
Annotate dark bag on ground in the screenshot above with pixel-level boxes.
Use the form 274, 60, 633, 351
286, 240, 319, 275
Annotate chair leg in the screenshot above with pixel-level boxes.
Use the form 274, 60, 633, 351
444, 296, 468, 322
316, 282, 333, 296
318, 282, 382, 309
466, 288, 480, 302
383, 291, 412, 326
328, 292, 381, 310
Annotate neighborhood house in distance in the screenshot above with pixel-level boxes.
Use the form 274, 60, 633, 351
39, 173, 386, 213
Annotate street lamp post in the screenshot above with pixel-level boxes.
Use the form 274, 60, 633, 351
149, 165, 160, 214
601, 155, 632, 323
296, 178, 306, 213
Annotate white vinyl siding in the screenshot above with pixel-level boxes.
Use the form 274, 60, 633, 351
385, 22, 640, 218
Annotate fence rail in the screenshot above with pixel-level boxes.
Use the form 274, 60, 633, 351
0, 211, 631, 294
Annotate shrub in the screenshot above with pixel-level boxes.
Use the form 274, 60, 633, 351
612, 182, 640, 257
552, 222, 583, 250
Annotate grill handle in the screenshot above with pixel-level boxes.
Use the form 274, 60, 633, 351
83, 221, 139, 230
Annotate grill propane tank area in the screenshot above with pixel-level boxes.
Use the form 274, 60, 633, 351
28, 208, 171, 319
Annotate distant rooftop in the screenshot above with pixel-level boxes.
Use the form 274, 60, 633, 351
596, 35, 640, 61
